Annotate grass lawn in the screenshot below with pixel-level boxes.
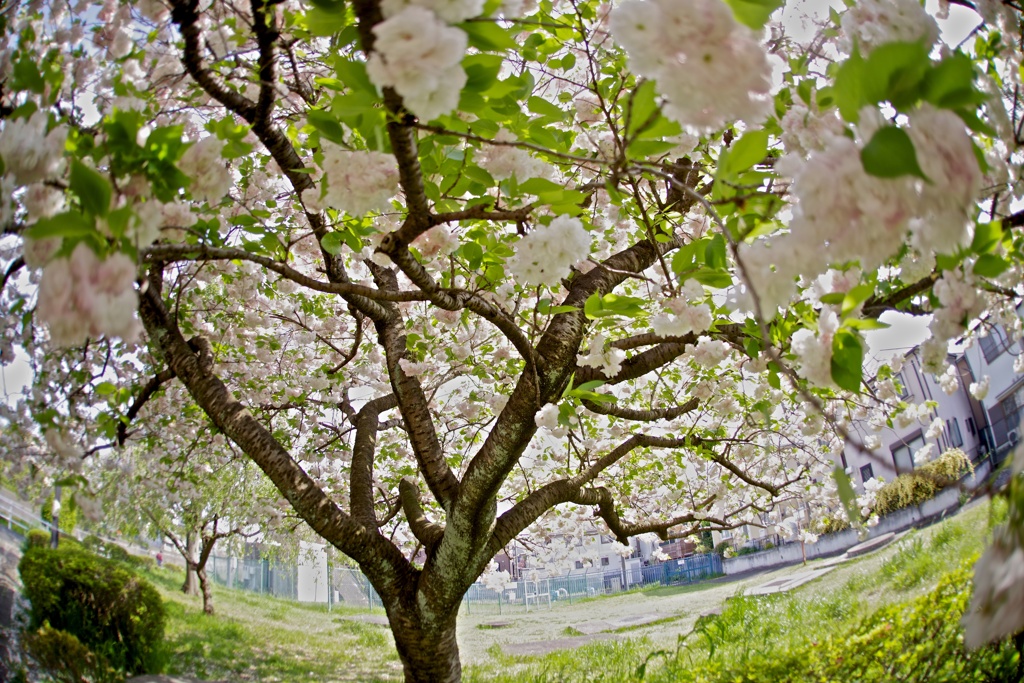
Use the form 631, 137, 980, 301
148, 499, 1010, 682
145, 569, 402, 681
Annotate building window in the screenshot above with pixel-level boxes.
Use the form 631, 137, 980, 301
860, 463, 874, 482
891, 433, 926, 474
947, 418, 964, 448
840, 452, 848, 469
981, 326, 1009, 363
575, 560, 584, 569
600, 535, 611, 544
895, 371, 911, 399
600, 557, 610, 567
967, 417, 977, 436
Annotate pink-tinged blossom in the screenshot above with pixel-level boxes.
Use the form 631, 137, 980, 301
685, 336, 730, 368
178, 137, 232, 204
508, 216, 591, 288
577, 333, 626, 377
651, 283, 712, 337
964, 532, 1024, 649
321, 147, 400, 216
380, 0, 484, 24
21, 237, 62, 269
779, 103, 845, 160
609, 0, 772, 130
477, 129, 552, 182
840, 0, 939, 55
0, 111, 67, 186
22, 184, 65, 223
792, 310, 839, 388
907, 105, 983, 254
37, 243, 141, 347
971, 376, 990, 400
366, 7, 467, 121
412, 225, 458, 259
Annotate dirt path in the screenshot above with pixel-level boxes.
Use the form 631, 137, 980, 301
454, 560, 819, 662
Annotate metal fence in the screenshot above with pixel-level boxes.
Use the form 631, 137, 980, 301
201, 550, 724, 614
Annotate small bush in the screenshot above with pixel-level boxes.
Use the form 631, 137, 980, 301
18, 545, 166, 675
22, 529, 51, 552
873, 449, 971, 517
22, 623, 124, 683
814, 514, 850, 535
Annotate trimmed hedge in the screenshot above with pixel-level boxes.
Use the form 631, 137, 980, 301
18, 545, 166, 675
874, 449, 971, 517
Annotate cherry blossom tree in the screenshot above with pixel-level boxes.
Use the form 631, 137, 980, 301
2, 0, 1024, 680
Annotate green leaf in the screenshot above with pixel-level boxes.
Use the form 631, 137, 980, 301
95, 382, 117, 396
303, 6, 349, 36
321, 231, 344, 255
833, 466, 862, 525
307, 0, 345, 12
860, 126, 928, 180
834, 49, 868, 122
460, 242, 484, 270
970, 221, 1002, 254
973, 253, 1010, 278
528, 96, 564, 119
70, 160, 112, 218
24, 212, 96, 240
584, 292, 647, 319
831, 328, 864, 393
722, 0, 784, 29
719, 129, 768, 179
842, 282, 876, 318
844, 318, 891, 331
459, 21, 517, 51
819, 292, 845, 305
922, 53, 983, 109
704, 234, 728, 271
307, 109, 347, 145
334, 58, 376, 96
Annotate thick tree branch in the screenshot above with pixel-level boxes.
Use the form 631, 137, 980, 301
351, 394, 400, 528
117, 368, 177, 446
399, 477, 445, 551
581, 395, 700, 422
139, 262, 410, 585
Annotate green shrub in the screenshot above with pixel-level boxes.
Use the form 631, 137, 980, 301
873, 449, 971, 517
650, 560, 1017, 682
22, 623, 124, 683
22, 529, 51, 552
18, 546, 166, 675
814, 514, 850, 534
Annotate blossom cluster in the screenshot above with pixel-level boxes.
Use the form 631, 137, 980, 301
507, 216, 591, 288
745, 105, 982, 318
37, 243, 141, 347
609, 0, 772, 129
477, 129, 552, 182
650, 280, 712, 337
178, 136, 232, 205
0, 111, 67, 186
839, 0, 939, 54
366, 6, 468, 121
318, 147, 400, 217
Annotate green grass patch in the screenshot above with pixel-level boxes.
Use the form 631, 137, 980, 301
145, 566, 401, 682
464, 501, 1017, 683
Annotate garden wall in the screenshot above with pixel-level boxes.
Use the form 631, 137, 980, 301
721, 459, 992, 576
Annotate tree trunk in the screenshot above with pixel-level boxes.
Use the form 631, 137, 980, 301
388, 609, 461, 683
181, 533, 200, 595
197, 567, 214, 615
182, 563, 199, 595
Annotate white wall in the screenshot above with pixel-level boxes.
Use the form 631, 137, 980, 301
296, 541, 329, 603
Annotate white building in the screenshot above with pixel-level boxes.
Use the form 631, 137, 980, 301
841, 346, 988, 490
961, 321, 1024, 463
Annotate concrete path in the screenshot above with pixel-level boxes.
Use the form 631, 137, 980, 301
502, 633, 621, 657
